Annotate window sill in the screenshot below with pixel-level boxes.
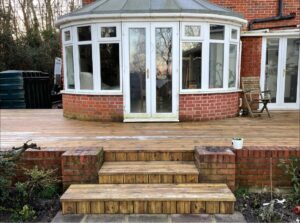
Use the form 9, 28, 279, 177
180, 88, 242, 95
61, 90, 123, 96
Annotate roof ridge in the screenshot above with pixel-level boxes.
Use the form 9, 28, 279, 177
191, 0, 209, 10
120, 0, 128, 11
172, 0, 181, 11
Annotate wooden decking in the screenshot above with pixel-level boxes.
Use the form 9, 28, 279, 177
0, 109, 299, 150
98, 161, 199, 184
61, 184, 235, 214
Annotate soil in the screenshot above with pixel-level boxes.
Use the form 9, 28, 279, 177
235, 192, 299, 223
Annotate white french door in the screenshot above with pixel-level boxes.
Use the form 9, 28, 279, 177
261, 37, 300, 109
123, 22, 179, 122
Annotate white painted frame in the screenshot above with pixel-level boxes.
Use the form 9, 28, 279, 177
260, 36, 300, 110
123, 22, 179, 122
123, 22, 152, 120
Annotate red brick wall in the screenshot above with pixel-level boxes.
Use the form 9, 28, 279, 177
240, 37, 262, 78
179, 93, 240, 121
15, 149, 65, 182
235, 147, 300, 188
63, 94, 123, 121
210, 0, 299, 30
82, 0, 95, 5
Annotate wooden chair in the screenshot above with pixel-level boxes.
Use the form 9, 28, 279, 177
241, 77, 271, 118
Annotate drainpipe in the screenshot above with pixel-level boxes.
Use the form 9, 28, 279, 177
248, 0, 296, 30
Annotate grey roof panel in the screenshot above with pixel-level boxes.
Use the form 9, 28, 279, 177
123, 0, 151, 11
59, 0, 243, 19
151, 0, 180, 11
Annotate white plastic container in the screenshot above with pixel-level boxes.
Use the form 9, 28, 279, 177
232, 138, 244, 149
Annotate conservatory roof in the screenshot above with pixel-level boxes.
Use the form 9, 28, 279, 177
57, 0, 244, 25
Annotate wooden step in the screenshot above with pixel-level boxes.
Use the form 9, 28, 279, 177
61, 184, 236, 215
98, 161, 199, 184
104, 149, 195, 161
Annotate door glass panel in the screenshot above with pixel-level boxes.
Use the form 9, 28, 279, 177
265, 39, 279, 103
209, 43, 224, 88
155, 27, 172, 113
129, 28, 146, 113
284, 38, 299, 103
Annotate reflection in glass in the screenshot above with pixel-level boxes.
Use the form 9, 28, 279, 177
101, 27, 117, 38
65, 46, 75, 89
284, 38, 299, 103
100, 43, 120, 90
265, 39, 279, 103
78, 26, 91, 41
129, 28, 146, 113
185, 26, 201, 37
210, 25, 224, 40
156, 28, 172, 113
209, 43, 224, 88
182, 42, 202, 89
79, 45, 93, 90
231, 29, 237, 40
64, 31, 71, 41
229, 44, 237, 88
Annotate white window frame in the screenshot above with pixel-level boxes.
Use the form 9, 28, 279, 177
181, 22, 203, 40
228, 26, 240, 89
62, 23, 122, 95
98, 23, 121, 41
180, 22, 241, 94
63, 28, 73, 44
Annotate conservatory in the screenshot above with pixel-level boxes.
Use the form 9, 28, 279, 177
56, 0, 247, 122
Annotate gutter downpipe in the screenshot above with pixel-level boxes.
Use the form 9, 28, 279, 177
248, 0, 296, 30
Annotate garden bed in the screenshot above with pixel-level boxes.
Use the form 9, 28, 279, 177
235, 190, 299, 222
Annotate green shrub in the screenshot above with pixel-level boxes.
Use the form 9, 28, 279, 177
38, 185, 58, 199
11, 205, 36, 222
278, 157, 300, 205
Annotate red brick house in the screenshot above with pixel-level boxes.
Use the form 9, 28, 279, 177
56, 0, 299, 122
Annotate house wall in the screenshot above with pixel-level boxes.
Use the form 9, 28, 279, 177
210, 0, 300, 30
63, 94, 123, 121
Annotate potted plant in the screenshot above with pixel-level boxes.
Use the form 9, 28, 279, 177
232, 137, 244, 149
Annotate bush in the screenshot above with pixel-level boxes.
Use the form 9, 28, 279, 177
11, 205, 36, 222
278, 157, 300, 205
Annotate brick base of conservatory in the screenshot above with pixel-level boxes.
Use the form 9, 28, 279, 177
63, 94, 123, 122
63, 92, 240, 122
179, 92, 240, 121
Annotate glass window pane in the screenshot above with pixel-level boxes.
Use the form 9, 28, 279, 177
78, 26, 91, 41
79, 45, 93, 90
64, 31, 71, 42
101, 27, 117, 38
156, 27, 172, 113
65, 46, 75, 89
229, 44, 237, 88
185, 25, 201, 37
265, 39, 279, 103
284, 38, 299, 103
100, 43, 120, 90
209, 43, 224, 88
210, 25, 224, 40
231, 29, 238, 40
182, 42, 202, 89
129, 28, 146, 113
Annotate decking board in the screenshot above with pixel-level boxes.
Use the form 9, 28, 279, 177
61, 184, 235, 214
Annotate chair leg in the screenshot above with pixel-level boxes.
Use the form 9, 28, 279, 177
265, 105, 271, 118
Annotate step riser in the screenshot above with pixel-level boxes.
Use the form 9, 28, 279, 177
62, 200, 234, 215
99, 174, 199, 184
104, 151, 194, 161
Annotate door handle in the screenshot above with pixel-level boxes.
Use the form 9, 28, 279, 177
283, 69, 286, 77
146, 69, 149, 79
